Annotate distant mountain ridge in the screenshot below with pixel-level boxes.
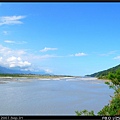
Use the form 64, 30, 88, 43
86, 64, 120, 78
0, 66, 47, 75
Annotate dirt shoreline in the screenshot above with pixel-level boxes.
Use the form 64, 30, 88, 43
96, 78, 111, 82
0, 76, 76, 84
0, 76, 111, 84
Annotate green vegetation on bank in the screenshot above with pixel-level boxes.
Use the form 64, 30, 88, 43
86, 64, 120, 79
76, 65, 120, 116
97, 70, 120, 116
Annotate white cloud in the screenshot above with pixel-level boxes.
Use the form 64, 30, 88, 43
6, 56, 31, 68
0, 44, 60, 73
70, 52, 87, 57
0, 15, 26, 26
0, 45, 29, 69
7, 56, 18, 62
39, 54, 58, 59
75, 53, 87, 56
0, 44, 58, 73
0, 45, 59, 61
114, 56, 120, 60
0, 57, 2, 61
4, 40, 15, 43
0, 44, 26, 57
40, 47, 58, 52
4, 40, 27, 44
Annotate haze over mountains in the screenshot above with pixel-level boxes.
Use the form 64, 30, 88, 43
0, 65, 47, 75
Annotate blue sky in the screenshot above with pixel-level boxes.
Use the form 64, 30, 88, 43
0, 2, 120, 76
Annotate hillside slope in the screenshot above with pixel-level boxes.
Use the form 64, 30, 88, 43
86, 64, 120, 78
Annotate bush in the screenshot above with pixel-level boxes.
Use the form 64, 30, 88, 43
75, 110, 95, 116
98, 90, 120, 116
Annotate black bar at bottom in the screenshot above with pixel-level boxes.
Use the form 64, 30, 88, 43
0, 115, 120, 120
0, 116, 120, 120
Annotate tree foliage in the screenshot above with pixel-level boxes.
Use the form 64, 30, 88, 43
75, 110, 95, 116
98, 88, 120, 116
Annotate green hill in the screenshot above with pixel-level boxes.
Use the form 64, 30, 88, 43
86, 64, 120, 79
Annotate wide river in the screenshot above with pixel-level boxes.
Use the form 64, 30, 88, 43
0, 77, 114, 115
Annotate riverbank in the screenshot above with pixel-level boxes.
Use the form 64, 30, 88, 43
0, 75, 111, 84
97, 78, 111, 82
0, 76, 76, 84
76, 77, 111, 82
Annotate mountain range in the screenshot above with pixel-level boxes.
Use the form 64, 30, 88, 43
1, 64, 120, 77
0, 66, 47, 75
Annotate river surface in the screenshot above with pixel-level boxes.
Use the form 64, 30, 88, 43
0, 77, 114, 115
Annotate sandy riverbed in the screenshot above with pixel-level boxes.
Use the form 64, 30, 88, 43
0, 76, 76, 83
0, 76, 111, 84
